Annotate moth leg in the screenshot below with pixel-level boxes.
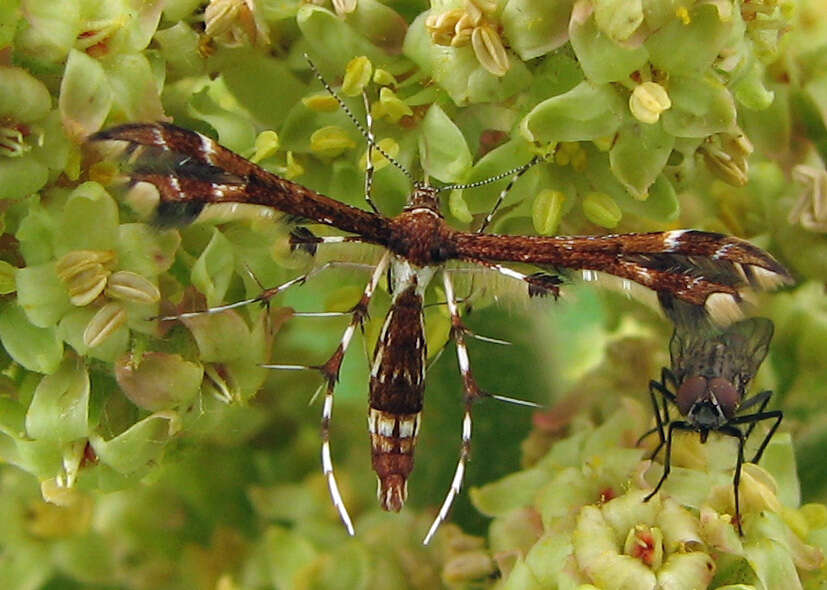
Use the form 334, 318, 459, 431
299, 251, 389, 535
423, 271, 485, 545
477, 156, 540, 233
160, 260, 372, 321
315, 252, 391, 535
362, 92, 380, 214
471, 261, 563, 299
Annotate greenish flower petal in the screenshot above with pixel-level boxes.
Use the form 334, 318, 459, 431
501, 0, 572, 60
661, 74, 737, 138
0, 157, 49, 200
116, 224, 180, 277
182, 309, 252, 363
0, 0, 20, 49
103, 52, 166, 124
57, 182, 119, 253
610, 120, 675, 199
153, 21, 204, 77
646, 4, 736, 73
115, 352, 203, 411
570, 7, 648, 84
0, 66, 52, 122
218, 49, 306, 130
13, 0, 79, 63
16, 262, 73, 327
297, 4, 389, 74
191, 227, 235, 307
418, 104, 472, 183
520, 82, 625, 143
59, 49, 113, 141
593, 0, 644, 42
0, 303, 63, 373
188, 85, 256, 153
25, 358, 89, 443
90, 410, 180, 474
470, 468, 548, 517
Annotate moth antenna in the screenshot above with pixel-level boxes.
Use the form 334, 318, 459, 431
489, 393, 544, 409
440, 155, 541, 233
304, 54, 416, 183
362, 91, 380, 214
259, 363, 314, 371
424, 272, 484, 545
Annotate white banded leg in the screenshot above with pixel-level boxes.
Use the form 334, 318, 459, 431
317, 252, 391, 535
161, 261, 375, 320
477, 155, 540, 233
485, 262, 562, 299
423, 271, 484, 545
362, 92, 379, 214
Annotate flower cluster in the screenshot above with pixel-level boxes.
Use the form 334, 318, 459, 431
0, 0, 824, 587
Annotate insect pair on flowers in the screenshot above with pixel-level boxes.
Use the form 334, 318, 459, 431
89, 55, 792, 542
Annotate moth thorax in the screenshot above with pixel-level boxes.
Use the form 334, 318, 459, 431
368, 408, 421, 512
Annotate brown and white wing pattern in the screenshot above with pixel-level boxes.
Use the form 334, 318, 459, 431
89, 122, 393, 242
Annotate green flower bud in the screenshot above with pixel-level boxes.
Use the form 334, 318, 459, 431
309, 125, 357, 158
342, 56, 373, 97
582, 192, 622, 228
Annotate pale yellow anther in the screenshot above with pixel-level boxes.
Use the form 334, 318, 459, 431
629, 81, 672, 124
471, 24, 509, 77
106, 271, 161, 304
83, 302, 127, 348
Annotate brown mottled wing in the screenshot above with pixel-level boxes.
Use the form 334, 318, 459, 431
89, 122, 392, 243
669, 317, 774, 394
452, 230, 792, 307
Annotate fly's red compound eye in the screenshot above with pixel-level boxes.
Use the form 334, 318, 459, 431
676, 375, 707, 416
708, 377, 740, 418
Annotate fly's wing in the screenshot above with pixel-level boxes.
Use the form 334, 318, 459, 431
668, 321, 717, 383
88, 122, 392, 243
717, 317, 774, 396
667, 316, 774, 392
